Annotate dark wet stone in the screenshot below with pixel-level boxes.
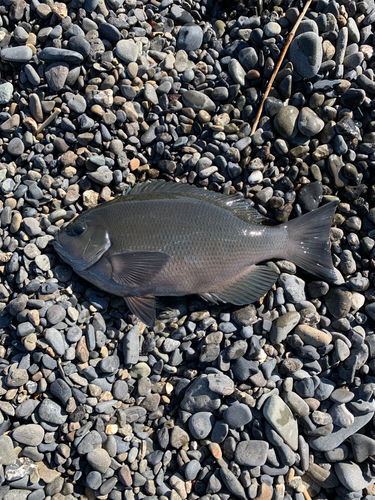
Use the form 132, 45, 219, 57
289, 32, 322, 78
297, 182, 323, 212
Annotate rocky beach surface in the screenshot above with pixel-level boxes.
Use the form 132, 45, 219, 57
0, 0, 375, 499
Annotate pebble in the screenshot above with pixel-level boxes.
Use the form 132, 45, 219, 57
0, 82, 13, 104
0, 1, 373, 499
188, 412, 214, 439
87, 448, 111, 473
289, 32, 322, 78
263, 395, 299, 450
351, 434, 375, 463
115, 40, 138, 63
274, 106, 299, 139
0, 435, 17, 465
177, 24, 203, 52
235, 440, 269, 466
334, 462, 371, 491
224, 403, 252, 429
270, 311, 300, 343
1, 46, 33, 62
13, 424, 44, 446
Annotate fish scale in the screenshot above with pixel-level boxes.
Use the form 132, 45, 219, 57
54, 181, 338, 326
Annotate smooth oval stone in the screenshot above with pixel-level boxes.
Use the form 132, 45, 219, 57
235, 440, 269, 466
115, 40, 138, 63
176, 24, 203, 51
1, 46, 33, 62
274, 106, 299, 139
181, 90, 216, 112
38, 47, 83, 63
289, 32, 322, 78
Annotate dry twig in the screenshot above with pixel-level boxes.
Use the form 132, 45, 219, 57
250, 0, 313, 136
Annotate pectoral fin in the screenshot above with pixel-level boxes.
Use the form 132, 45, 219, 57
211, 265, 278, 305
125, 295, 156, 326
108, 251, 171, 287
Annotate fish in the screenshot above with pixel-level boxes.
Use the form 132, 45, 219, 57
54, 181, 338, 327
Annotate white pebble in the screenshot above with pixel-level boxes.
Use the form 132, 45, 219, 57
248, 171, 263, 184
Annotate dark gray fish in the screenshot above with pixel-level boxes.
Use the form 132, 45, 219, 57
54, 181, 338, 326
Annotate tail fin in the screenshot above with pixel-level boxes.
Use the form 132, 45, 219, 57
285, 201, 338, 282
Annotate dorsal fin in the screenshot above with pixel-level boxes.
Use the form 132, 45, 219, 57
122, 180, 267, 224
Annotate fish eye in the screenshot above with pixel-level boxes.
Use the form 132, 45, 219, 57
67, 223, 86, 237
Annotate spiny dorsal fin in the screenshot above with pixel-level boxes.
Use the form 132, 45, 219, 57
123, 180, 267, 224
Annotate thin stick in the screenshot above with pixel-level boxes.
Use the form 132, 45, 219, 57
250, 0, 313, 136
303, 489, 313, 500
36, 108, 61, 135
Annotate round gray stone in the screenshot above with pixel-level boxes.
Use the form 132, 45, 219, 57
115, 40, 138, 63
38, 398, 67, 425
0, 82, 13, 104
188, 412, 215, 440
289, 32, 322, 78
7, 138, 25, 156
224, 403, 252, 429
176, 24, 203, 51
13, 424, 44, 446
235, 440, 269, 466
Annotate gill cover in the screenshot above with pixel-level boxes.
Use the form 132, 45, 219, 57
54, 217, 111, 271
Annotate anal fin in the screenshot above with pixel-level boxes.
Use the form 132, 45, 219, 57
210, 265, 278, 305
125, 296, 156, 327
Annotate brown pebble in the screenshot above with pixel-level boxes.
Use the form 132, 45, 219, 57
76, 337, 89, 363
247, 69, 261, 80
255, 483, 273, 500
130, 158, 140, 171
118, 465, 132, 486
60, 151, 77, 167
208, 442, 222, 459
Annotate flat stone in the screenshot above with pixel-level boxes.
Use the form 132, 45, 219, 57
235, 440, 269, 466
181, 374, 222, 413
279, 273, 306, 303
263, 395, 298, 450
308, 411, 374, 451
334, 461, 371, 491
289, 32, 322, 78
188, 412, 214, 440
181, 90, 215, 112
38, 398, 67, 425
38, 47, 83, 63
184, 459, 201, 480
86, 448, 111, 473
1, 46, 32, 62
351, 434, 375, 463
0, 435, 17, 465
325, 288, 352, 318
274, 106, 299, 139
298, 107, 324, 137
115, 40, 138, 63
0, 82, 13, 104
295, 325, 332, 347
44, 62, 69, 91
269, 311, 300, 343
224, 403, 252, 429
220, 467, 247, 500
13, 424, 44, 446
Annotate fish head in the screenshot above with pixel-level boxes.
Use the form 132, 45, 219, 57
54, 211, 111, 272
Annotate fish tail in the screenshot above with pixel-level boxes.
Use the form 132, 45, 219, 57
285, 201, 338, 282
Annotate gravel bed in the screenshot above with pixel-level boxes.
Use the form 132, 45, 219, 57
0, 0, 375, 500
